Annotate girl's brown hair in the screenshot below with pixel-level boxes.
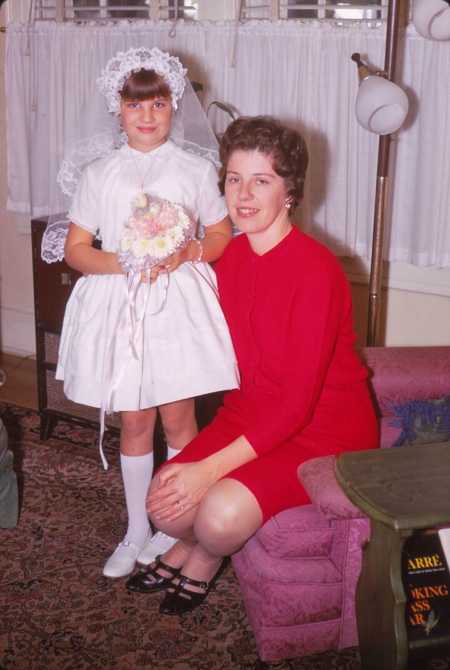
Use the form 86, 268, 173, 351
119, 69, 171, 102
219, 116, 309, 210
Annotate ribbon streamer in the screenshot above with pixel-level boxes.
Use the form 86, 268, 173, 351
97, 271, 170, 470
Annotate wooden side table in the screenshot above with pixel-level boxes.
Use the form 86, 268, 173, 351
336, 442, 450, 670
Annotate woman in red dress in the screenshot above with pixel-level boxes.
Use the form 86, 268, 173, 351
127, 116, 378, 612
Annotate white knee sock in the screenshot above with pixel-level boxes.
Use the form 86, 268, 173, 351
120, 452, 153, 548
167, 444, 180, 460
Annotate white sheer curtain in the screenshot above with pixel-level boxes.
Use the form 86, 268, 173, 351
5, 19, 450, 266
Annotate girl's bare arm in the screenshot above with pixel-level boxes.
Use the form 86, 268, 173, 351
64, 223, 123, 275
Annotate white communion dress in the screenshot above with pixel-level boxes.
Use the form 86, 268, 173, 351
56, 140, 239, 412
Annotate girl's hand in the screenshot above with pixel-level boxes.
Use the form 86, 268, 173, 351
141, 246, 188, 283
146, 461, 217, 522
143, 238, 205, 283
139, 217, 232, 283
152, 248, 185, 281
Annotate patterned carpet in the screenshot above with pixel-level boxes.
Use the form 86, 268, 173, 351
1, 403, 449, 670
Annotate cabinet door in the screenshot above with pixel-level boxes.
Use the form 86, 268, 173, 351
31, 220, 81, 334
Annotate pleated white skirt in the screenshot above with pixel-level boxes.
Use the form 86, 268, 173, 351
56, 262, 239, 412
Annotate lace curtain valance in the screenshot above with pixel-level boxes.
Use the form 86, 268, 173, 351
5, 19, 450, 266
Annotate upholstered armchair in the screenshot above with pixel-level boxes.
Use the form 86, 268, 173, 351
231, 346, 450, 663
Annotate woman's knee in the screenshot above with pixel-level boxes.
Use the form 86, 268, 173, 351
194, 479, 262, 554
150, 510, 196, 540
147, 478, 196, 538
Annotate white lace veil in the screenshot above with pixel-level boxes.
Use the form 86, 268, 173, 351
42, 47, 220, 264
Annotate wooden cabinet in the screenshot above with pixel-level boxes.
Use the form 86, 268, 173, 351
31, 218, 120, 439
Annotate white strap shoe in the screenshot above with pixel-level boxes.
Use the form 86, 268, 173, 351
103, 540, 142, 578
137, 532, 178, 566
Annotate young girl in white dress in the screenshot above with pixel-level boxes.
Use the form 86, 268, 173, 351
55, 47, 239, 578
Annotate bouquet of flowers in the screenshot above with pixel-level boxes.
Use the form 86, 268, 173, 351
118, 194, 196, 357
118, 193, 196, 274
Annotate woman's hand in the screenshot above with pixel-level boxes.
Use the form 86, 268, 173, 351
146, 460, 217, 522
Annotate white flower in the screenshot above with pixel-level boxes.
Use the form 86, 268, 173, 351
149, 235, 176, 259
120, 236, 133, 252
133, 193, 148, 209
178, 210, 190, 229
132, 238, 152, 258
148, 204, 160, 216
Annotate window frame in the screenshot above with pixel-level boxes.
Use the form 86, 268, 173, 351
31, 0, 199, 21
241, 0, 389, 22
10, 0, 391, 23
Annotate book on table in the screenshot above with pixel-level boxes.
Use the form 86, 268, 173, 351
402, 529, 450, 641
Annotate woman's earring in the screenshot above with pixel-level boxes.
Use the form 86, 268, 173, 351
284, 197, 293, 209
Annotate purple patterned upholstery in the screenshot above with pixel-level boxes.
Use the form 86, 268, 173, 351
231, 346, 450, 662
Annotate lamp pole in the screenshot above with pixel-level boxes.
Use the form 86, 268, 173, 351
366, 0, 404, 346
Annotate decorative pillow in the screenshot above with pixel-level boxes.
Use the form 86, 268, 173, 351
391, 395, 450, 447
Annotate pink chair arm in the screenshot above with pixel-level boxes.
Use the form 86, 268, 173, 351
298, 455, 364, 521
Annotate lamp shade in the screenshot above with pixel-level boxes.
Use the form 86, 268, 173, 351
412, 0, 450, 41
355, 75, 409, 135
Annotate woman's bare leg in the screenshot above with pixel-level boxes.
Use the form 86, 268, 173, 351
145, 398, 199, 560
194, 479, 263, 556
185, 479, 263, 585
151, 479, 263, 588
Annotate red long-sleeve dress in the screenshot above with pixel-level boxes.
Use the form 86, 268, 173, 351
172, 228, 378, 522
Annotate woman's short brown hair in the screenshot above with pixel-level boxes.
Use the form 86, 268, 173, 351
219, 116, 309, 209
119, 69, 172, 102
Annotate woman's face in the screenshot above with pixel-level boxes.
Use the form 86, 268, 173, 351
120, 96, 172, 153
224, 149, 288, 237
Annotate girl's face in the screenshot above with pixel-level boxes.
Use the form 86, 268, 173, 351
224, 149, 289, 241
120, 96, 172, 153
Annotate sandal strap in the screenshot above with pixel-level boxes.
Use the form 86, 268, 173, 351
146, 555, 180, 579
178, 574, 209, 591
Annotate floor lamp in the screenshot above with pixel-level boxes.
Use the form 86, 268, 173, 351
367, 0, 404, 346
354, 0, 407, 347
356, 0, 450, 346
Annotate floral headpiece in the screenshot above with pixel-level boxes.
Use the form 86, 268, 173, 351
97, 46, 187, 114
